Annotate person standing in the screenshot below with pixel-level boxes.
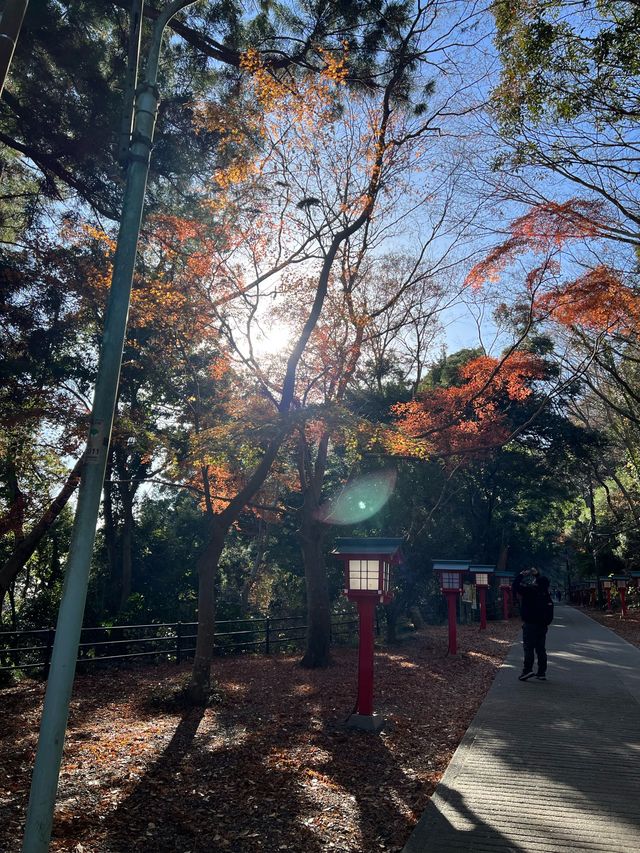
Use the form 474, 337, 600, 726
513, 568, 554, 681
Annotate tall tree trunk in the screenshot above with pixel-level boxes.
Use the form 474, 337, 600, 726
240, 518, 267, 615
119, 489, 134, 611
187, 522, 226, 704
187, 434, 286, 704
384, 600, 398, 643
297, 430, 332, 668
300, 508, 331, 668
496, 542, 509, 571
7, 581, 17, 628
0, 447, 26, 538
102, 453, 119, 612
0, 457, 82, 613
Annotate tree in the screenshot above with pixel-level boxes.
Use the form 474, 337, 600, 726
198, 0, 494, 670
176, 16, 436, 698
368, 346, 599, 622
0, 233, 97, 619
1, 1, 437, 222
491, 0, 640, 252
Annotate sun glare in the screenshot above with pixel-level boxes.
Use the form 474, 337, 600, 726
253, 319, 294, 357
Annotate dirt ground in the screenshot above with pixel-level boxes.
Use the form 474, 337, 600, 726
1, 620, 520, 853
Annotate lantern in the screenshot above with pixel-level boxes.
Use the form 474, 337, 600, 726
612, 576, 629, 616
496, 572, 515, 620
333, 538, 403, 731
344, 556, 393, 603
599, 577, 613, 611
469, 564, 495, 630
433, 560, 470, 654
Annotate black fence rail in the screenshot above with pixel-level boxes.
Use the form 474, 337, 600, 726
0, 612, 364, 679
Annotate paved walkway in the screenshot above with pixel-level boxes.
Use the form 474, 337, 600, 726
402, 606, 640, 852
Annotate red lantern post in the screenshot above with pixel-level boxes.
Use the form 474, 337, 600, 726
333, 537, 403, 732
496, 573, 514, 620
433, 561, 469, 654
613, 577, 629, 616
601, 578, 612, 611
469, 565, 495, 630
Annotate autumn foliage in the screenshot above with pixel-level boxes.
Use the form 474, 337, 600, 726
465, 200, 607, 289
535, 265, 640, 332
465, 199, 640, 334
390, 352, 546, 459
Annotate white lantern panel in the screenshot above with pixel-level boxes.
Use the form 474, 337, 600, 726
383, 561, 390, 592
442, 571, 461, 590
617, 580, 627, 589
475, 573, 489, 586
603, 580, 612, 588
349, 559, 380, 591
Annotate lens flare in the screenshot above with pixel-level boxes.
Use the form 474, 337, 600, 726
315, 469, 397, 525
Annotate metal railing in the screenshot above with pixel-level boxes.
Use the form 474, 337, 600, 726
0, 612, 363, 678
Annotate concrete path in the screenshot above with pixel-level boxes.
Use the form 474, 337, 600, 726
402, 606, 640, 852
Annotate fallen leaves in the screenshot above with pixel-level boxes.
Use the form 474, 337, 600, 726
0, 620, 519, 852
580, 607, 640, 649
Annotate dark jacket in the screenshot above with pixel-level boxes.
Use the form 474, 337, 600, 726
513, 573, 554, 625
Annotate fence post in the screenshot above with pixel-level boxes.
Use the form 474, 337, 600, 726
44, 628, 55, 680
265, 617, 270, 655
175, 622, 182, 664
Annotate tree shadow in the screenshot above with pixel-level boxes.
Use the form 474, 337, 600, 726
403, 782, 527, 852
98, 692, 331, 852
314, 721, 426, 851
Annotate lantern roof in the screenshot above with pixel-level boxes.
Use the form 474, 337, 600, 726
631, 571, 640, 577
332, 537, 403, 557
469, 564, 496, 573
607, 575, 629, 581
432, 559, 470, 572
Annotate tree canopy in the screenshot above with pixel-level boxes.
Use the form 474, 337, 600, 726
2, 0, 639, 690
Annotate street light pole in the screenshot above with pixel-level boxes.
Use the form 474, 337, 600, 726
21, 2, 195, 849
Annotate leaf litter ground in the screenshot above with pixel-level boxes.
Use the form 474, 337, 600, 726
578, 606, 640, 648
1, 621, 519, 852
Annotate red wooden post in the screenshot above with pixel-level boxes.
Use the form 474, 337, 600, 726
470, 566, 494, 630
620, 586, 627, 617
434, 562, 469, 655
445, 590, 458, 655
606, 587, 612, 611
478, 586, 487, 630
356, 598, 375, 715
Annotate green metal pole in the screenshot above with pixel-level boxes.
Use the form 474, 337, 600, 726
21, 2, 195, 850
0, 0, 29, 97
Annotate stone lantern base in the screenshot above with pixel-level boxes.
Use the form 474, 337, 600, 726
346, 713, 385, 732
